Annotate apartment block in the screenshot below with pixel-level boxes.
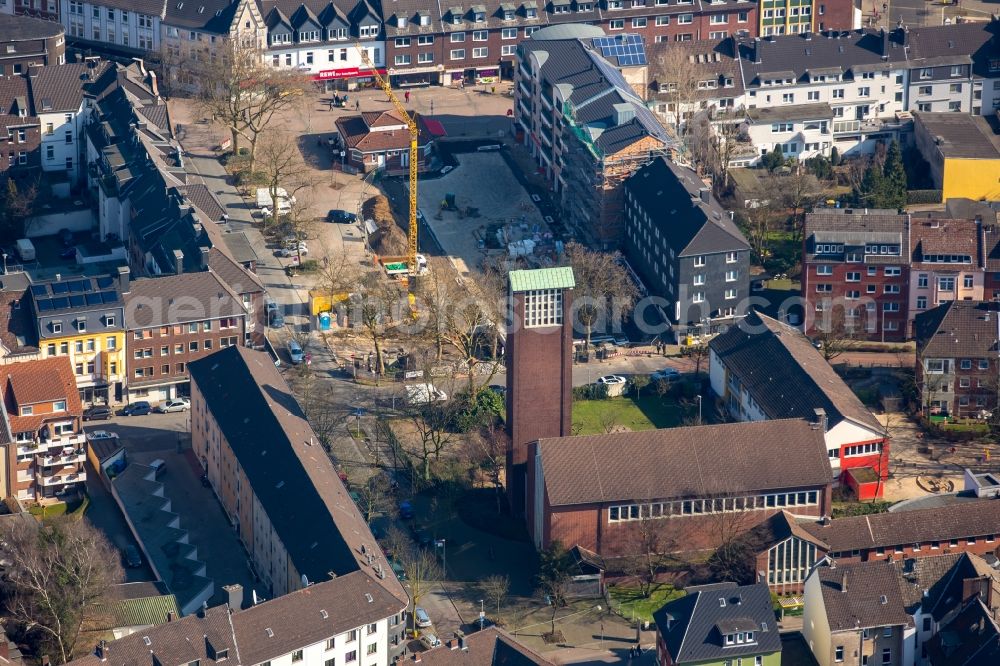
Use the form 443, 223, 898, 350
514, 27, 669, 247
624, 156, 750, 339
801, 210, 911, 342
2, 356, 86, 501
914, 301, 1000, 420
124, 271, 247, 403
0, 14, 66, 75
188, 346, 408, 657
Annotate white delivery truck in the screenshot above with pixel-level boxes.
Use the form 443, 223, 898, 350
255, 187, 295, 218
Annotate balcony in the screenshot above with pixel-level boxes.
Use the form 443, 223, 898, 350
539, 94, 553, 112
39, 470, 86, 487
41, 449, 86, 467
833, 119, 861, 134
518, 80, 531, 98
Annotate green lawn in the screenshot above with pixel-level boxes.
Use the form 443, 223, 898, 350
573, 396, 687, 435
609, 584, 686, 623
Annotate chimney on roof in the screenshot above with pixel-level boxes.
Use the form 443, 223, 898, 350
200, 246, 210, 271
903, 25, 910, 48
699, 187, 711, 204
880, 28, 889, 58
413, 653, 421, 663
813, 408, 828, 432
117, 265, 130, 295
166, 611, 175, 623
173, 249, 184, 275
223, 583, 244, 611
149, 70, 159, 97
753, 36, 762, 64
841, 571, 848, 593
96, 642, 108, 662
446, 640, 458, 650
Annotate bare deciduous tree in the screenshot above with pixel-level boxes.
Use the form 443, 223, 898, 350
191, 39, 306, 174
481, 574, 510, 620
564, 243, 638, 350
621, 517, 676, 597
397, 546, 442, 632
1, 517, 124, 664
650, 45, 702, 133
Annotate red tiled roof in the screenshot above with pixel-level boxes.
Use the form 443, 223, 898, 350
4, 356, 82, 433
335, 111, 433, 153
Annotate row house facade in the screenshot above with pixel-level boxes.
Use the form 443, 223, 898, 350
649, 21, 1000, 162
261, 0, 385, 88
709, 311, 890, 499
0, 77, 40, 185
914, 300, 999, 419
28, 270, 128, 405
123, 271, 248, 403
801, 210, 911, 342
2, 356, 86, 502
908, 217, 985, 335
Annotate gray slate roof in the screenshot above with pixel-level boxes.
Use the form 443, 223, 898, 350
653, 582, 781, 664
0, 13, 64, 41
186, 346, 407, 603
123, 271, 246, 328
626, 157, 749, 257
537, 418, 831, 507
28, 61, 117, 113
709, 311, 884, 432
914, 301, 1000, 360
519, 37, 669, 156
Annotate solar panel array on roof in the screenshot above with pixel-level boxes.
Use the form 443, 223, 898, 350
592, 34, 647, 66
30, 285, 47, 297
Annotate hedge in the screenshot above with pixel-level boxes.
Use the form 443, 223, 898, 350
906, 190, 942, 205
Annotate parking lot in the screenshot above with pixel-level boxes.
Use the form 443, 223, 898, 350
83, 412, 262, 608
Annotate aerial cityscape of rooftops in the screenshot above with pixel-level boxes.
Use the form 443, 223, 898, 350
1, 0, 1000, 665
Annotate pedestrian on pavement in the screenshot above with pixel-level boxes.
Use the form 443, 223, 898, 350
355, 99, 360, 111
491, 85, 496, 95
404, 90, 410, 103
329, 100, 334, 111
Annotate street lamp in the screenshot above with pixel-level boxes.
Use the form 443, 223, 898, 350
696, 395, 703, 425
479, 599, 485, 631
435, 539, 447, 579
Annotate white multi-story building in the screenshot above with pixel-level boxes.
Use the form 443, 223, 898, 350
28, 60, 116, 184
61, 0, 160, 53
261, 0, 384, 88
648, 20, 1000, 164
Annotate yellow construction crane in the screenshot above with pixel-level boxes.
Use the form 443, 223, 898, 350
356, 44, 419, 274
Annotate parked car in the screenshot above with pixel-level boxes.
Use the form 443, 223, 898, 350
85, 430, 118, 441
82, 405, 113, 421
398, 500, 415, 520
269, 309, 285, 327
155, 398, 190, 413
287, 340, 305, 364
419, 634, 441, 649
121, 401, 151, 416
596, 375, 627, 386
123, 544, 142, 568
327, 209, 357, 223
650, 368, 680, 383
278, 243, 308, 258
414, 607, 432, 628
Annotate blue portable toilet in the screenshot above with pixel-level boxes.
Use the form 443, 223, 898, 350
318, 311, 332, 331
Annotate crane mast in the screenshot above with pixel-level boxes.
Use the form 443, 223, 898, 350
355, 44, 418, 273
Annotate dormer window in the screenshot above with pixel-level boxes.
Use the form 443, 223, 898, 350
397, 16, 406, 28
526, 7, 537, 17
20, 406, 32, 416
453, 15, 463, 24
271, 32, 290, 45
76, 320, 86, 332
474, 11, 485, 21
299, 30, 318, 42
723, 632, 756, 646
359, 24, 378, 37
51, 322, 62, 334
503, 9, 514, 19
419, 14, 430, 25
